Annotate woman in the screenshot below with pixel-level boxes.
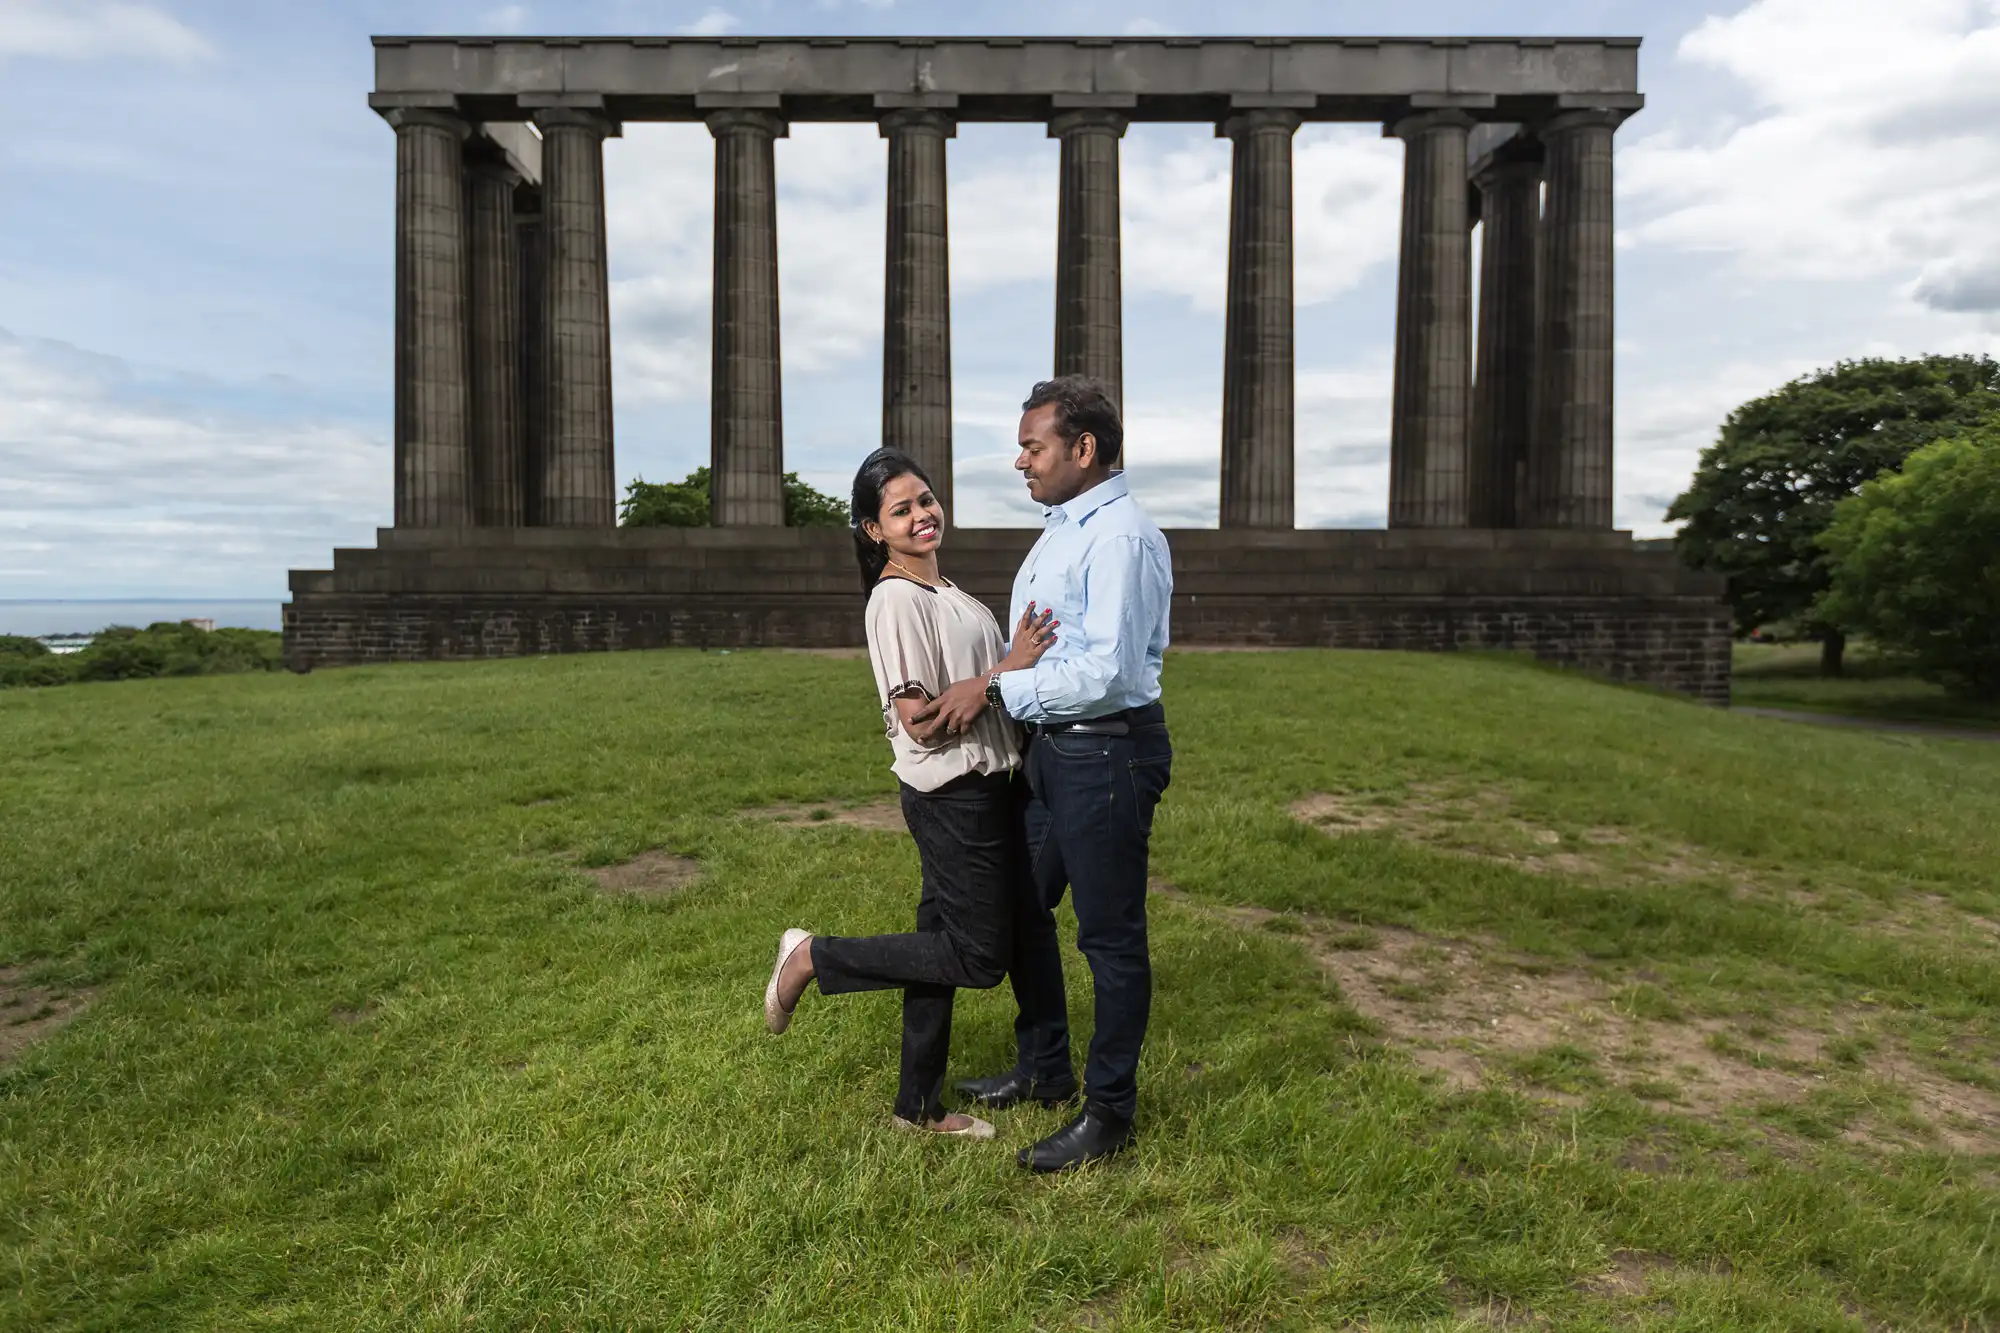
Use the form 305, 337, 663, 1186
761, 448, 1057, 1140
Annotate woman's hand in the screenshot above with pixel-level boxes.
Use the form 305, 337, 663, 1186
907, 607, 1058, 745
996, 602, 1058, 674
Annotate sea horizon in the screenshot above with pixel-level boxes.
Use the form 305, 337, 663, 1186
0, 599, 286, 637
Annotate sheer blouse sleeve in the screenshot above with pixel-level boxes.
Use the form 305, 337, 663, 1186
865, 581, 943, 742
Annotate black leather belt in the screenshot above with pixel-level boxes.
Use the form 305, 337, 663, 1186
1030, 701, 1164, 738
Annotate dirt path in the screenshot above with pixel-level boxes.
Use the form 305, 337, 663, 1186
1733, 706, 1999, 742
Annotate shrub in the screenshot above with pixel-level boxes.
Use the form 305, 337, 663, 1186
0, 623, 284, 689
1817, 428, 2000, 700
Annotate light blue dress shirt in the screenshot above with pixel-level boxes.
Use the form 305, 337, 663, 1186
996, 471, 1173, 723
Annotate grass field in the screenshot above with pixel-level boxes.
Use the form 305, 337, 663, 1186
3, 649, 1997, 1331
1731, 642, 2000, 731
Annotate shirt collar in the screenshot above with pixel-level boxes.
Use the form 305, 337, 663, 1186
1045, 471, 1130, 527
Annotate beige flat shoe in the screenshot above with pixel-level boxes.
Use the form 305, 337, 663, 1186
893, 1113, 997, 1142
763, 928, 811, 1034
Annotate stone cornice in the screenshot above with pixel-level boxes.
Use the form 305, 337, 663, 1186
373, 35, 1643, 126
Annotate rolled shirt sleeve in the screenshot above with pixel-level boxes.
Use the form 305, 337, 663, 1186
998, 534, 1167, 723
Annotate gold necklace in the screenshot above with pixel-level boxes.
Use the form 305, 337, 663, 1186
885, 557, 946, 588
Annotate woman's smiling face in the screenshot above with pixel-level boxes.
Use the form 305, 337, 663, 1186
865, 471, 944, 560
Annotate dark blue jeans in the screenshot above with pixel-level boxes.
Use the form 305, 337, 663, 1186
810, 769, 1017, 1123
1007, 703, 1172, 1123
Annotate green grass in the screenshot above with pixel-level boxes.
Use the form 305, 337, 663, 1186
1732, 642, 2000, 730
3, 649, 1998, 1331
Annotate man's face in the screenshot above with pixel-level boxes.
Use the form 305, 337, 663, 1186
1015, 403, 1098, 508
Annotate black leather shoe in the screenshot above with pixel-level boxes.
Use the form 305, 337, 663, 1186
952, 1069, 1079, 1111
1017, 1109, 1133, 1174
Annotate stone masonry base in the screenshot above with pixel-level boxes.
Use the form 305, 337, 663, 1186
285, 527, 1732, 704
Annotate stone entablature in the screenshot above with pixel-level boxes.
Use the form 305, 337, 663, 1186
371, 35, 1641, 122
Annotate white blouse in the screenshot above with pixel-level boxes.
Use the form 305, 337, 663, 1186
864, 576, 1023, 792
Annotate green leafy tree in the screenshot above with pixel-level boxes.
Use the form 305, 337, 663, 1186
1667, 355, 2000, 674
620, 469, 714, 527
1816, 428, 2000, 700
619, 467, 849, 528
782, 473, 850, 528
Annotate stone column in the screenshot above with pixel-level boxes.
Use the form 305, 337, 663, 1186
1387, 110, 1474, 529
514, 187, 547, 525
1528, 110, 1619, 529
1468, 137, 1543, 529
386, 107, 473, 528
708, 109, 788, 527
465, 146, 525, 527
1218, 109, 1301, 530
532, 107, 618, 527
880, 108, 954, 518
1051, 109, 1127, 404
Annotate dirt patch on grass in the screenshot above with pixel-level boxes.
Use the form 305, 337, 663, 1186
587, 850, 702, 899
1289, 785, 1725, 886
746, 800, 908, 835
1149, 885, 2000, 1154
0, 968, 91, 1064
1448, 1282, 1543, 1328
1578, 1250, 1680, 1298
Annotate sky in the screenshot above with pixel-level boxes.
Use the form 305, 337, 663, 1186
1, 0, 1997, 599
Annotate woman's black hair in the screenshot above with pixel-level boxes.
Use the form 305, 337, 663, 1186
849, 447, 935, 595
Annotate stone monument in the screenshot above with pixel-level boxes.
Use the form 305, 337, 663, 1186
285, 34, 1731, 702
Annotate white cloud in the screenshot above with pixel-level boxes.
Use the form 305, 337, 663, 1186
676, 8, 740, 36
605, 124, 892, 408
1122, 18, 1181, 35
0, 0, 212, 62
1605, 0, 2000, 534
949, 148, 1058, 293
1619, 0, 2000, 305
1124, 126, 1403, 313
479, 5, 530, 33
1297, 362, 1394, 528
0, 330, 384, 596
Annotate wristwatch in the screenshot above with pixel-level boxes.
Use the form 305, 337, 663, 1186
985, 672, 1006, 715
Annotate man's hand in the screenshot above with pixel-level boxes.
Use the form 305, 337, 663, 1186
909, 677, 988, 744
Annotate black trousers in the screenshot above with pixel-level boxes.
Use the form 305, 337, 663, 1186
809, 768, 1018, 1122
1005, 703, 1172, 1123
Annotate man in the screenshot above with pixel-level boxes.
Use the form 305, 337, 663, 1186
914, 375, 1173, 1173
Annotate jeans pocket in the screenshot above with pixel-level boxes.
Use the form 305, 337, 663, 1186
1046, 732, 1113, 761
1127, 753, 1172, 837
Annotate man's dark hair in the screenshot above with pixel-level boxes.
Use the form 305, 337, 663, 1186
1023, 375, 1123, 467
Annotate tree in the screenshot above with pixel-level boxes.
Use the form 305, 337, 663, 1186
1667, 355, 2000, 674
1816, 428, 2000, 700
782, 473, 849, 528
619, 469, 713, 527
619, 467, 850, 528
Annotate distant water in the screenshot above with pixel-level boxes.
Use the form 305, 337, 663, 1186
0, 600, 284, 637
